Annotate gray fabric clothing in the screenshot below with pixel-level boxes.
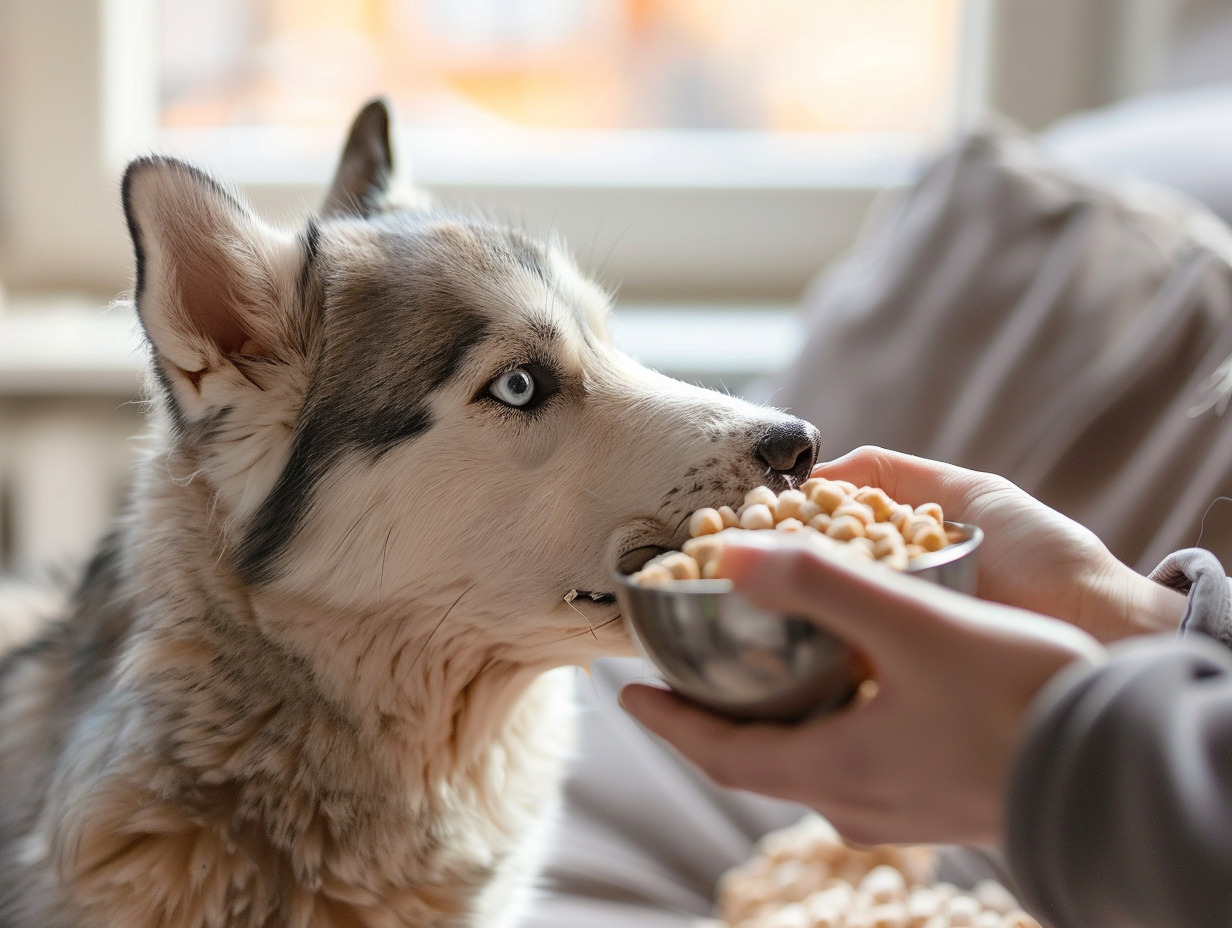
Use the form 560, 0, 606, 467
1007, 549, 1232, 928
1149, 547, 1232, 649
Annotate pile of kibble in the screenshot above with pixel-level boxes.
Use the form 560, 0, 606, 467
633, 480, 958, 585
702, 815, 1040, 928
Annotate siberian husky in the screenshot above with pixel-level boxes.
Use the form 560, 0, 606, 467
0, 100, 819, 927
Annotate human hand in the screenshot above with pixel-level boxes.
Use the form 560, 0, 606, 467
620, 535, 1104, 848
811, 447, 1185, 642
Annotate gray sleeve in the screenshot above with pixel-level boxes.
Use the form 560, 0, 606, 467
1148, 547, 1232, 648
1005, 549, 1232, 928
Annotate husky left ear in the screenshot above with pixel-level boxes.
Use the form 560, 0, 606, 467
123, 156, 302, 418
322, 98, 394, 218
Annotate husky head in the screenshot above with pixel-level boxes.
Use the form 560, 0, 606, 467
121, 100, 819, 708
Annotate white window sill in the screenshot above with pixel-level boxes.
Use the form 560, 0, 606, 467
0, 296, 803, 397
132, 127, 920, 302
0, 298, 146, 395
157, 126, 930, 191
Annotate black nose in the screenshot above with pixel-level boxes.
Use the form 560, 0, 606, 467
756, 419, 820, 486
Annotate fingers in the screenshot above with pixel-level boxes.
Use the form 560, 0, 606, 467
619, 682, 956, 845
618, 682, 820, 798
810, 446, 942, 498
715, 536, 955, 661
810, 446, 996, 514
716, 536, 1102, 667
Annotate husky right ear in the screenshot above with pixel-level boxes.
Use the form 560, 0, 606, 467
322, 98, 395, 218
123, 156, 304, 423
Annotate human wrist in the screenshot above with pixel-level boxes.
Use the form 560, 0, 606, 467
1079, 561, 1186, 642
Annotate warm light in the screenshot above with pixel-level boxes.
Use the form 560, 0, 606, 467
160, 0, 961, 134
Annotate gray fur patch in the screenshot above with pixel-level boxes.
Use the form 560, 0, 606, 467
236, 214, 551, 583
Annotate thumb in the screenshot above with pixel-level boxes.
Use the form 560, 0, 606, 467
715, 535, 961, 663
719, 535, 1104, 671
811, 446, 994, 516
618, 681, 828, 798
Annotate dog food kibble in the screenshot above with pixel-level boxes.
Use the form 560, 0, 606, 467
632, 481, 954, 586
690, 507, 727, 538
656, 552, 701, 581
682, 535, 728, 578
741, 503, 778, 531
743, 485, 781, 512
708, 815, 1041, 928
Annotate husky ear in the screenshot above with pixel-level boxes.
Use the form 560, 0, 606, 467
321, 98, 394, 218
122, 156, 301, 417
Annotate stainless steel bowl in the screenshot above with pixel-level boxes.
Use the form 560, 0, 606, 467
615, 522, 983, 722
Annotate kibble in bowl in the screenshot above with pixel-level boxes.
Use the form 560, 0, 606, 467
614, 481, 982, 721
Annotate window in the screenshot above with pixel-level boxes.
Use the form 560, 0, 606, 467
159, 0, 961, 134
0, 0, 1173, 302
148, 0, 964, 301
0, 0, 986, 303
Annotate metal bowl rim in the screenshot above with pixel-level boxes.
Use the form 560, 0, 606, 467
905, 521, 983, 573
612, 521, 981, 594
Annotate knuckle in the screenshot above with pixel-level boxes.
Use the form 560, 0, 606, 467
850, 444, 883, 461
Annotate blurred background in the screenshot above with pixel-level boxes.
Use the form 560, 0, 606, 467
2, 0, 1232, 571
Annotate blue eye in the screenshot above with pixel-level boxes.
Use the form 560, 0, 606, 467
489, 367, 536, 407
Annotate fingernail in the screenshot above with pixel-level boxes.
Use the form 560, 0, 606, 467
618, 681, 659, 711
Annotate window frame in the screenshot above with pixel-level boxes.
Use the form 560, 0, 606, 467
0, 0, 1173, 303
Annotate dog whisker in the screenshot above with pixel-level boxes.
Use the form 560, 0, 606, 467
549, 614, 622, 645
592, 220, 635, 292
564, 594, 596, 635
580, 485, 620, 506
378, 525, 396, 595
671, 511, 692, 540
338, 498, 389, 557
563, 590, 599, 640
